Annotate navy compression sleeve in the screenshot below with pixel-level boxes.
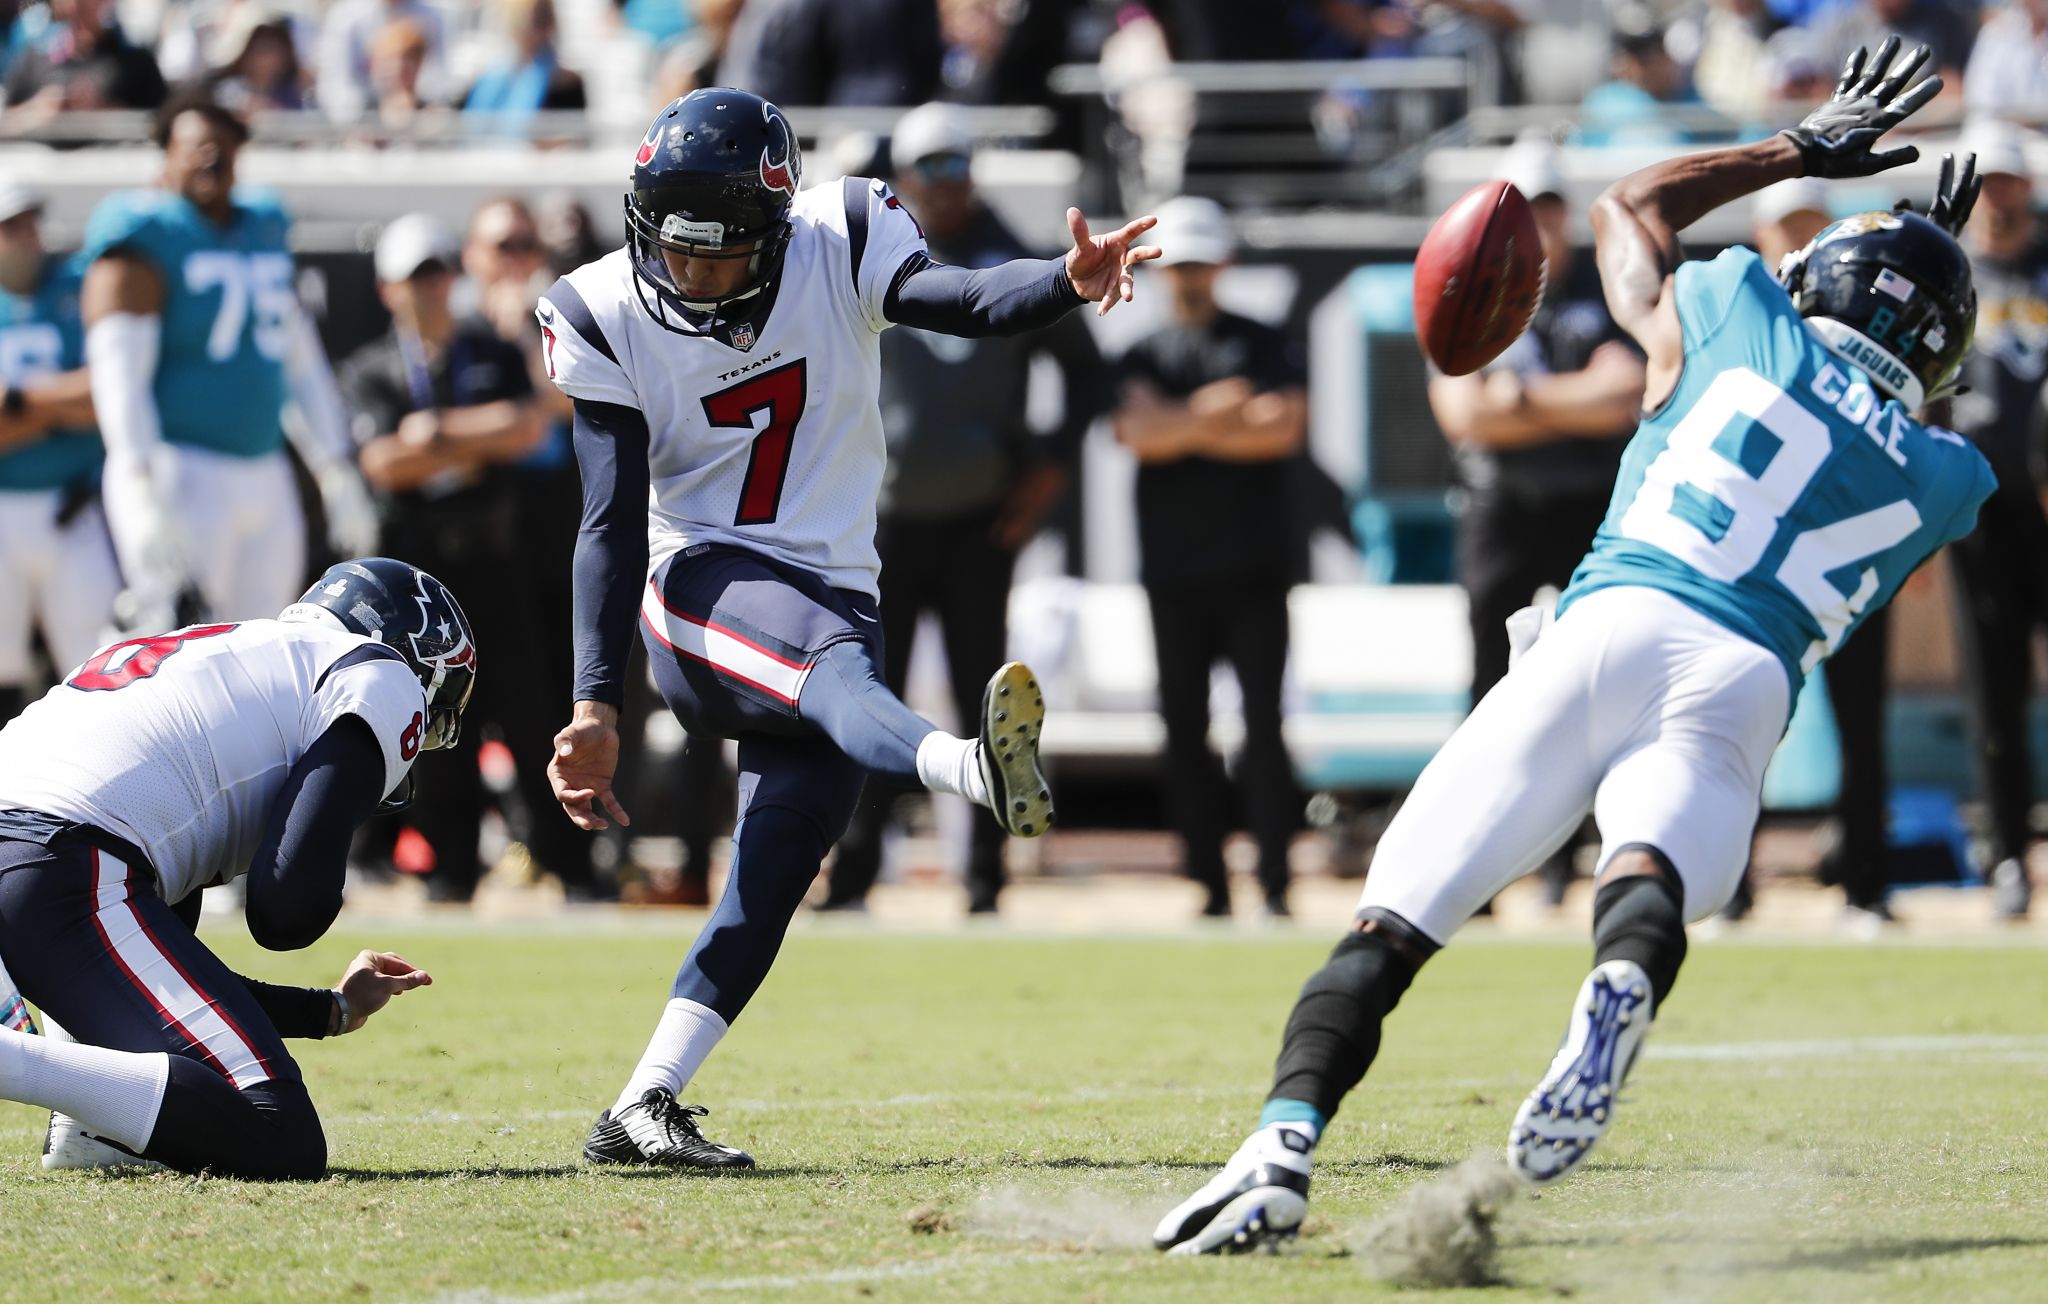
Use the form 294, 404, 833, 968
570, 398, 652, 706
243, 716, 388, 952
882, 253, 1086, 338
167, 871, 334, 1036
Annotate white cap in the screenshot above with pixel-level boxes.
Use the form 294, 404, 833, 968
1497, 131, 1565, 202
1959, 117, 2031, 180
890, 102, 974, 171
0, 176, 43, 224
1148, 195, 1234, 267
1753, 176, 1830, 228
374, 213, 456, 283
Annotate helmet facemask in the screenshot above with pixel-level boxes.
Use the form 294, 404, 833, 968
625, 195, 793, 337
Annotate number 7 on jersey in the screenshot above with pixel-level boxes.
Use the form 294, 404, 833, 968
701, 359, 808, 527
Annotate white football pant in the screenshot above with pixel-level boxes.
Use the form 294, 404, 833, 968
101, 445, 306, 622
0, 490, 120, 684
1359, 585, 1790, 942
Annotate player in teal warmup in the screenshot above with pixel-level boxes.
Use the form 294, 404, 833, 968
82, 96, 375, 629
1155, 39, 1995, 1253
0, 177, 115, 724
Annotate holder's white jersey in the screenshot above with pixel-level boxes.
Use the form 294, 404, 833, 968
0, 620, 426, 905
537, 176, 929, 597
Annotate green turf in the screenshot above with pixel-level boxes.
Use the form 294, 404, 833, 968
5, 919, 2047, 1302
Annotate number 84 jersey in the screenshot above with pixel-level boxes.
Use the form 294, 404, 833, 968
536, 177, 929, 600
1561, 246, 1995, 686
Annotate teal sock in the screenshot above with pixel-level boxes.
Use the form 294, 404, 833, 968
1258, 1097, 1325, 1140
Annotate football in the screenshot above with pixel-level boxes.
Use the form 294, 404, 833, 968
1413, 179, 1547, 376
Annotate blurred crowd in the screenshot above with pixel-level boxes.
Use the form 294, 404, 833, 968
0, 0, 2041, 144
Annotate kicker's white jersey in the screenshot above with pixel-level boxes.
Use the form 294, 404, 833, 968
537, 176, 929, 597
0, 620, 426, 905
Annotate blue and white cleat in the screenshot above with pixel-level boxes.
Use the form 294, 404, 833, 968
1508, 959, 1653, 1185
1154, 1123, 1313, 1255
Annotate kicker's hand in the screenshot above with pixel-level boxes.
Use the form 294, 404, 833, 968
334, 949, 431, 1034
1063, 208, 1162, 317
550, 701, 631, 831
1782, 36, 1941, 179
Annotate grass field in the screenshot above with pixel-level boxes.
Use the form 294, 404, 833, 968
4, 915, 2047, 1302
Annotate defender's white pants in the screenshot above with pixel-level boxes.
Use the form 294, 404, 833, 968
0, 491, 120, 683
1358, 586, 1790, 942
101, 445, 306, 622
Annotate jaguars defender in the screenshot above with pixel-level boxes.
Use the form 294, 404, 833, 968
82, 96, 376, 630
0, 558, 474, 1179
1156, 39, 1995, 1253
542, 89, 1157, 1169
0, 178, 117, 723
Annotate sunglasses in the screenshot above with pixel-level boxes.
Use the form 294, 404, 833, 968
911, 153, 972, 184
493, 234, 540, 255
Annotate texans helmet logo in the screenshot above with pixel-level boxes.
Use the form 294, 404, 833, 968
758, 102, 796, 197
635, 119, 662, 167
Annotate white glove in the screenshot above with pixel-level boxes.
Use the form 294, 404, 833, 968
317, 462, 381, 559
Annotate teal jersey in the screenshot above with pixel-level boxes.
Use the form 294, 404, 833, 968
0, 253, 99, 492
83, 187, 294, 458
1560, 246, 1996, 688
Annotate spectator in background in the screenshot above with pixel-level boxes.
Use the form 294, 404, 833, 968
1578, 8, 1701, 147
616, 0, 695, 51
1, 0, 164, 127
1763, 28, 1838, 108
720, 0, 942, 106
1945, 118, 2048, 919
1427, 139, 1644, 906
537, 189, 604, 276
647, 0, 744, 106
1693, 0, 1783, 122
1965, 0, 2048, 114
362, 15, 442, 136
462, 0, 585, 141
206, 13, 312, 115
319, 0, 446, 124
342, 214, 596, 903
1815, 0, 1976, 95
1112, 197, 1307, 919
823, 103, 1108, 915
0, 177, 116, 725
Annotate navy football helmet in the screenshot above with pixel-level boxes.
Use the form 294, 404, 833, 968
281, 558, 477, 754
1776, 155, 1980, 410
626, 88, 802, 336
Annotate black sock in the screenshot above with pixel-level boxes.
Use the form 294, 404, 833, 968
1267, 913, 1435, 1123
1591, 852, 1688, 1010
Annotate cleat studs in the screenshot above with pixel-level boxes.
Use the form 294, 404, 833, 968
996, 711, 1007, 722
999, 686, 1010, 696
1021, 822, 1035, 834
1014, 801, 1027, 813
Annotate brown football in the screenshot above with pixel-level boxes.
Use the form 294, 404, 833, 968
1413, 180, 1547, 376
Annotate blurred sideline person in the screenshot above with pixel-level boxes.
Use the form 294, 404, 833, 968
0, 558, 473, 1179
1946, 118, 2048, 919
542, 89, 1153, 1167
340, 214, 599, 903
1112, 196, 1307, 919
0, 177, 116, 723
1154, 43, 1991, 1251
824, 102, 1108, 915
81, 95, 377, 630
1427, 138, 1646, 907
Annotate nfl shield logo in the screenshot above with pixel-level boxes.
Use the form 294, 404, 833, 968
730, 322, 755, 350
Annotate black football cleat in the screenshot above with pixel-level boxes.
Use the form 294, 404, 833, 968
979, 661, 1053, 839
583, 1087, 755, 1170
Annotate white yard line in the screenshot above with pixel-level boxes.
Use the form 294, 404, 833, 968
425, 1251, 1076, 1303
1648, 1032, 2048, 1062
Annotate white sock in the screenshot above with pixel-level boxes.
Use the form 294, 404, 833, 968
612, 997, 729, 1117
0, 1028, 168, 1153
915, 731, 988, 807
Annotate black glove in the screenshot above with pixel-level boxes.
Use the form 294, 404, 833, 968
1780, 36, 1941, 179
1895, 151, 1982, 235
